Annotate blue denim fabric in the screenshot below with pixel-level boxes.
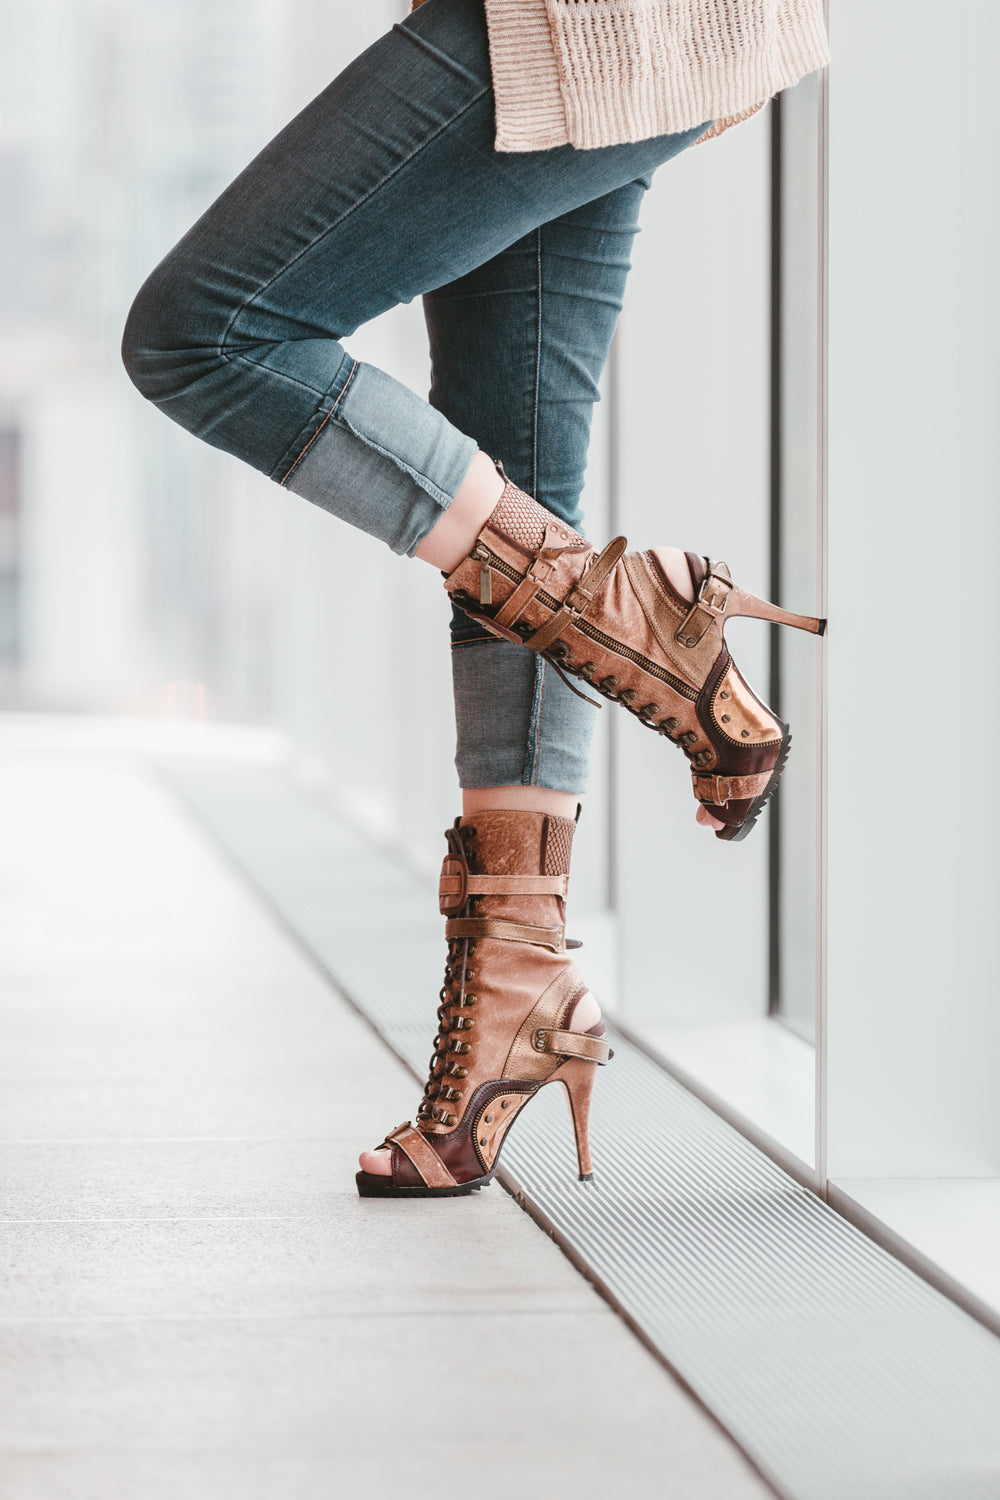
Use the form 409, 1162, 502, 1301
122, 0, 707, 792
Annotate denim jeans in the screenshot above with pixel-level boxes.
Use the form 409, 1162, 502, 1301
122, 0, 707, 793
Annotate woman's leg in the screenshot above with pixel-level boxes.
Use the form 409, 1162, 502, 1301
359, 186, 658, 1179
429, 186, 656, 802
122, 0, 705, 563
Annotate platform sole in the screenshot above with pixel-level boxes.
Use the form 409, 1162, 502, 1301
716, 726, 792, 843
355, 1168, 496, 1198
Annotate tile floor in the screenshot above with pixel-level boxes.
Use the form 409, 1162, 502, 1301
0, 748, 770, 1500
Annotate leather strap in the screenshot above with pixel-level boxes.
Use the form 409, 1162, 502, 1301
445, 917, 564, 951
439, 874, 569, 898
531, 1027, 612, 1064
492, 522, 581, 629
675, 559, 733, 648
384, 1123, 457, 1188
525, 536, 628, 653
691, 770, 772, 806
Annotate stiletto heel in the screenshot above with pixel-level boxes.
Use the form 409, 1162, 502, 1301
444, 479, 826, 842
553, 1053, 600, 1180
726, 580, 826, 636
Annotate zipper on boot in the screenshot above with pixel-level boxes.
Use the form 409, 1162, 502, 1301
472, 542, 697, 701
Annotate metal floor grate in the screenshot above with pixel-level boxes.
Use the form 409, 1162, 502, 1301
166, 761, 1000, 1500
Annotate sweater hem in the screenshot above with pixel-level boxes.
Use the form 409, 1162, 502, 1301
485, 0, 571, 153
541, 0, 829, 151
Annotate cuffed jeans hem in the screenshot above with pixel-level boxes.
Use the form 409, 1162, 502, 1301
283, 360, 479, 557
452, 639, 594, 793
269, 348, 359, 485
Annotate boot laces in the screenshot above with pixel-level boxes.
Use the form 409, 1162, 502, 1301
416, 827, 479, 1129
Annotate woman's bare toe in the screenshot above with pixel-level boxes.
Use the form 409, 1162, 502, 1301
696, 803, 726, 832
358, 1147, 392, 1176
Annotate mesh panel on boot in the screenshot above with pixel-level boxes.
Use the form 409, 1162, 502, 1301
490, 484, 583, 553
543, 816, 575, 876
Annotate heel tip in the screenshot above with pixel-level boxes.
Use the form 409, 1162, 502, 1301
817, 618, 828, 637
579, 1172, 594, 1183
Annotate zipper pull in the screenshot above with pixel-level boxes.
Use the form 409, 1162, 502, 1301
479, 566, 493, 605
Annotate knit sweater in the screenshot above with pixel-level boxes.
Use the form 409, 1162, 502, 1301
412, 0, 829, 152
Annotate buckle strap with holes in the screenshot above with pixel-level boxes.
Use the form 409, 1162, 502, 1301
489, 521, 588, 630
445, 917, 565, 951
675, 559, 733, 648
531, 1027, 612, 1064
691, 770, 773, 806
439, 872, 569, 903
383, 1122, 458, 1186
524, 536, 628, 654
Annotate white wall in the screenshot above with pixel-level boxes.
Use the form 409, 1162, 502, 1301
612, 112, 773, 1029
825, 0, 1000, 1178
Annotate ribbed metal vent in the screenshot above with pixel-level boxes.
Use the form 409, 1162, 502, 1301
167, 763, 1000, 1500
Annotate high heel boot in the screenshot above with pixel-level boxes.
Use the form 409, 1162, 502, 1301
443, 475, 825, 842
356, 810, 611, 1197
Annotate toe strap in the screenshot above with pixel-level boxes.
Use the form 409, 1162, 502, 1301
383, 1122, 458, 1190
692, 770, 773, 807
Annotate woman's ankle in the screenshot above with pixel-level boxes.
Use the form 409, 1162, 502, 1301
462, 785, 581, 820
415, 451, 504, 571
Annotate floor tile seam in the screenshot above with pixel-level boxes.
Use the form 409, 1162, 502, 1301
0, 1214, 391, 1225
0, 1307, 611, 1326
0, 1137, 370, 1146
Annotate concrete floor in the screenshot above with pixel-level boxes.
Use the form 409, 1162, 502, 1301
0, 743, 772, 1500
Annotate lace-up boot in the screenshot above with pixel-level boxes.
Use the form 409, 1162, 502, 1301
356, 809, 611, 1197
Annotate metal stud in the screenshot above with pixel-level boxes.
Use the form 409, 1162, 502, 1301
742, 730, 751, 739
721, 690, 730, 700
501, 1100, 509, 1110
721, 714, 730, 723
485, 1114, 493, 1125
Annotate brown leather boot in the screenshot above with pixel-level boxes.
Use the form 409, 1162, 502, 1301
443, 475, 825, 842
355, 809, 611, 1198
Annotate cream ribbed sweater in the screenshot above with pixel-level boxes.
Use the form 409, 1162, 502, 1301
412, 0, 829, 152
